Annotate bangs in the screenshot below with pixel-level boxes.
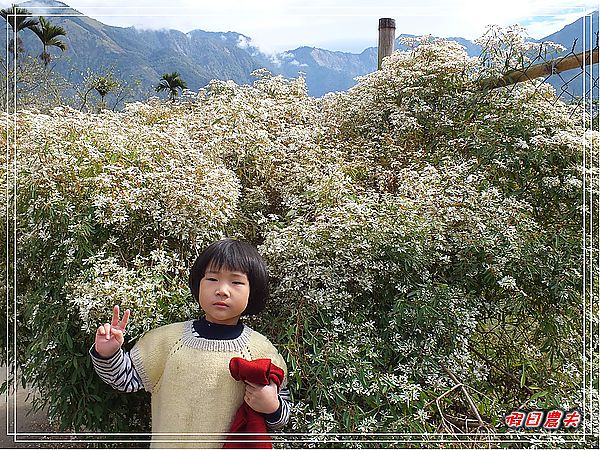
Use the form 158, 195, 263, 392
204, 248, 253, 276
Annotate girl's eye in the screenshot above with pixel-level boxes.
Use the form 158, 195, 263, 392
206, 277, 218, 282
232, 281, 246, 285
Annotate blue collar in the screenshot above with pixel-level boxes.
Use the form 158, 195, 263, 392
192, 317, 244, 340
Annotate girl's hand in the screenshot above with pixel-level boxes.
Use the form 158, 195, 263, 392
243, 380, 280, 414
94, 305, 130, 358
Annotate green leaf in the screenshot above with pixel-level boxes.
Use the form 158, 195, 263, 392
529, 390, 549, 402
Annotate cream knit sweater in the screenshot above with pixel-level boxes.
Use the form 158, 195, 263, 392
130, 321, 287, 449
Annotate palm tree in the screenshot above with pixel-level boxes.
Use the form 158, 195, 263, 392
0, 5, 38, 59
29, 16, 67, 67
88, 74, 119, 110
155, 72, 187, 102
92, 75, 119, 103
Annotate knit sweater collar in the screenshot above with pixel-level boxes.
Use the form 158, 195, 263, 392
193, 317, 244, 340
182, 320, 252, 352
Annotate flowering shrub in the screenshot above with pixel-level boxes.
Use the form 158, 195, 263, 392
475, 25, 566, 76
1, 34, 594, 444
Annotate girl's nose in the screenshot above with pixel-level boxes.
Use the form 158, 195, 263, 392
215, 284, 230, 297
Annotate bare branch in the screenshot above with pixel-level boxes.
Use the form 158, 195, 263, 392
440, 362, 486, 427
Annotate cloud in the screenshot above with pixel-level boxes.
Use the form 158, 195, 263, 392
236, 35, 252, 49
0, 0, 66, 15
268, 51, 293, 67
3, 1, 596, 52
290, 59, 309, 67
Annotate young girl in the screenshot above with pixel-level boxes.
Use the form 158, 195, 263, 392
90, 239, 291, 448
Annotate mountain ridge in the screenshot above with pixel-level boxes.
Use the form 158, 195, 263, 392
2, 1, 597, 98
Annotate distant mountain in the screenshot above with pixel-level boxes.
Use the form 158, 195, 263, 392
8, 1, 274, 94
539, 10, 599, 52
274, 46, 377, 95
1, 1, 596, 100
532, 11, 599, 101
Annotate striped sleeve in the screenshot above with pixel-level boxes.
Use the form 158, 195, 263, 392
264, 384, 292, 430
89, 346, 144, 393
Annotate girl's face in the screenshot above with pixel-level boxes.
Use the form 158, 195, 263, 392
198, 265, 250, 325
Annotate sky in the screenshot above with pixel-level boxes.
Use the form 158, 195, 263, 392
2, 0, 599, 53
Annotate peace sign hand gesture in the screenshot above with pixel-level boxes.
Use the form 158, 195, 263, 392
94, 305, 130, 359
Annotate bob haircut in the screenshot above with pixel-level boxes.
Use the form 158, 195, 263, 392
189, 239, 269, 316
